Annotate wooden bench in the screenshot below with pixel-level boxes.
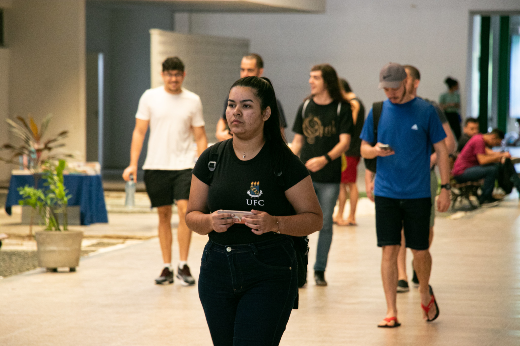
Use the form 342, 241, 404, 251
450, 179, 482, 209
449, 154, 483, 210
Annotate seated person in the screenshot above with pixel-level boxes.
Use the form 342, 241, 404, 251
452, 129, 520, 205
457, 118, 479, 152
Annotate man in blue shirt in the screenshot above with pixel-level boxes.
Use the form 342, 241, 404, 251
360, 63, 450, 328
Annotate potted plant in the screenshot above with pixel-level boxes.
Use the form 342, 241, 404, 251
18, 159, 83, 272
0, 115, 75, 233
1, 114, 70, 170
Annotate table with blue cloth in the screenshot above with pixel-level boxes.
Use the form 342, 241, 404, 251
5, 173, 108, 226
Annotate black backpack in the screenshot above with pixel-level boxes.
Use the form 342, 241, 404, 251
364, 101, 383, 173
206, 139, 310, 295
497, 158, 515, 194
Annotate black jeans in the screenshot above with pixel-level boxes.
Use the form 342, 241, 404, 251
198, 237, 298, 346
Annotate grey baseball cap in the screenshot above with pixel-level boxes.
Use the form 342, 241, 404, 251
379, 62, 407, 89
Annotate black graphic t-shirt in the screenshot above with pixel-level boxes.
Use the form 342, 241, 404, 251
292, 99, 353, 183
193, 140, 309, 245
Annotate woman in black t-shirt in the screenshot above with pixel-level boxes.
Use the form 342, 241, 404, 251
186, 76, 322, 346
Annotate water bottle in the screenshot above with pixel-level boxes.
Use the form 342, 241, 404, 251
125, 175, 136, 208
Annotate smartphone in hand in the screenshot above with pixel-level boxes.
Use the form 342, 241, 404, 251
217, 210, 253, 224
379, 144, 393, 151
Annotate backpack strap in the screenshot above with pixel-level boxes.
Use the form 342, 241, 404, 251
372, 101, 383, 144
364, 101, 384, 173
303, 99, 342, 118
207, 139, 230, 183
302, 99, 311, 118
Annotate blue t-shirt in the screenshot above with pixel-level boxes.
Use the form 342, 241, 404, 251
360, 98, 446, 199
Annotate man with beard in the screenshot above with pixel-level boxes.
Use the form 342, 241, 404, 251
360, 63, 450, 327
395, 65, 456, 293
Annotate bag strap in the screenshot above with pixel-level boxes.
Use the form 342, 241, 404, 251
372, 101, 383, 144
302, 99, 311, 118
303, 99, 342, 118
207, 139, 230, 183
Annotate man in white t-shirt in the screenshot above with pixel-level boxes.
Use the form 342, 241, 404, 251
123, 57, 208, 286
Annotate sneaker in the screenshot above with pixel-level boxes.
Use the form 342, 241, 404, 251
177, 264, 196, 286
314, 270, 327, 286
155, 267, 174, 285
397, 279, 410, 293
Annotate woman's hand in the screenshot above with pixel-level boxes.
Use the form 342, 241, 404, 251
210, 211, 235, 233
244, 210, 278, 235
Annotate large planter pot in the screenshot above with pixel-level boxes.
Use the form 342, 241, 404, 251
35, 230, 84, 272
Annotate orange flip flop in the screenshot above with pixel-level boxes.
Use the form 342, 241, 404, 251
377, 316, 401, 328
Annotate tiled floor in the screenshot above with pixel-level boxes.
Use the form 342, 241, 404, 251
0, 190, 519, 345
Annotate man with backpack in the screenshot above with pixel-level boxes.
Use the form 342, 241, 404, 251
291, 64, 353, 286
360, 63, 450, 327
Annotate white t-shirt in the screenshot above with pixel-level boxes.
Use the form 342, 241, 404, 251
136, 86, 205, 170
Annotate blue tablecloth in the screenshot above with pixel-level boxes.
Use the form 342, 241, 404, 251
5, 174, 108, 226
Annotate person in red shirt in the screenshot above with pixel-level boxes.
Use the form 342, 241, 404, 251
452, 129, 510, 206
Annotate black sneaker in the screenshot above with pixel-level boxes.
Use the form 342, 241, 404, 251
397, 279, 409, 293
155, 267, 173, 285
411, 261, 419, 286
177, 264, 196, 286
314, 270, 327, 286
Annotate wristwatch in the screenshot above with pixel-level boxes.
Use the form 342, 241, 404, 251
324, 154, 332, 163
440, 183, 451, 190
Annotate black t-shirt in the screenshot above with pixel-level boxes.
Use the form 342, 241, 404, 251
345, 97, 365, 157
222, 98, 287, 128
292, 99, 353, 183
193, 140, 309, 245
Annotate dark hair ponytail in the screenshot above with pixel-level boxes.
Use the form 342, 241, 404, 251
444, 76, 458, 89
229, 76, 292, 173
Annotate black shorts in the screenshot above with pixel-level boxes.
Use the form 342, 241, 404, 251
143, 169, 192, 208
374, 196, 431, 250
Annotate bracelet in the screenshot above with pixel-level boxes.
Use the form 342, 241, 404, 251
275, 219, 281, 234
324, 154, 332, 163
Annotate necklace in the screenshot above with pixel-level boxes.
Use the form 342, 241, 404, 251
243, 153, 246, 159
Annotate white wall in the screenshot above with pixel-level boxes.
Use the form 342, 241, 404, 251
86, 4, 174, 174
190, 0, 520, 141
5, 0, 86, 162
150, 29, 249, 144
